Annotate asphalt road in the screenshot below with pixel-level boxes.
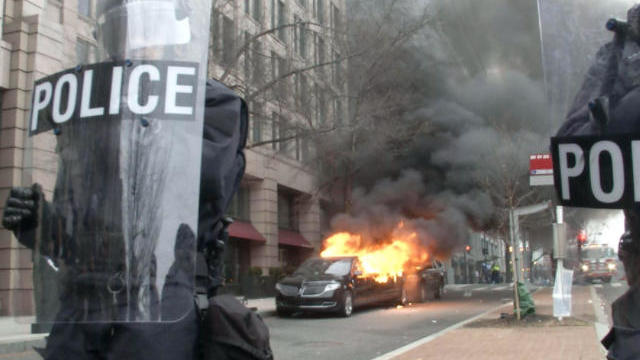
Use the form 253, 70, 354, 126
593, 277, 629, 326
266, 284, 516, 360
0, 284, 519, 360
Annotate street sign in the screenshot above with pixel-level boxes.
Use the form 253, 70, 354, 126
530, 153, 554, 186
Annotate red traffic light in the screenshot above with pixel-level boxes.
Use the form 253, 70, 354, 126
465, 245, 471, 252
577, 230, 587, 244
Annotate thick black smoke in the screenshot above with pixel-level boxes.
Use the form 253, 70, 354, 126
326, 0, 552, 256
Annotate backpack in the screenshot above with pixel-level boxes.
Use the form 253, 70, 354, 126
200, 295, 274, 360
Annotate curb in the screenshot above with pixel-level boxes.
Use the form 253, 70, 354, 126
0, 335, 46, 356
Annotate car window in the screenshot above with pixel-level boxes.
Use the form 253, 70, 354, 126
293, 258, 352, 277
325, 260, 352, 276
582, 248, 608, 259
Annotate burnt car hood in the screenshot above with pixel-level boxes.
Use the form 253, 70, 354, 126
279, 274, 344, 286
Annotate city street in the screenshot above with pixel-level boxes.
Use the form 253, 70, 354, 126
593, 276, 629, 327
3, 282, 633, 360
267, 284, 516, 360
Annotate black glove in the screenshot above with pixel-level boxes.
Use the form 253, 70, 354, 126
2, 184, 41, 233
206, 217, 233, 297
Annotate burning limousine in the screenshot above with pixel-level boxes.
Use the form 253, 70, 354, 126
275, 256, 406, 317
274, 231, 445, 317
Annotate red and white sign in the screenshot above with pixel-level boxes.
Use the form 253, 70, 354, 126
529, 153, 553, 186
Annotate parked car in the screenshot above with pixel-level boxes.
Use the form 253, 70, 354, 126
275, 256, 407, 317
406, 259, 446, 302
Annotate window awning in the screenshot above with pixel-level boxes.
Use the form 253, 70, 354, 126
228, 221, 266, 243
278, 229, 314, 249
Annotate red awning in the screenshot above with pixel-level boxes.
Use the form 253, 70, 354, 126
278, 229, 314, 249
228, 221, 266, 243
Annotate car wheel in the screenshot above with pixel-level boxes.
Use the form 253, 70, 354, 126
398, 287, 408, 306
339, 291, 353, 317
419, 282, 428, 302
276, 307, 292, 317
603, 277, 612, 283
434, 282, 442, 300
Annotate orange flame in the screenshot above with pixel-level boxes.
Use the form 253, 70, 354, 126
320, 224, 429, 283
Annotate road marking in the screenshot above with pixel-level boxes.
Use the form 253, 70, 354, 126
590, 286, 609, 356
593, 284, 603, 288
445, 284, 470, 290
611, 282, 622, 288
475, 287, 488, 291
370, 302, 512, 360
494, 286, 508, 291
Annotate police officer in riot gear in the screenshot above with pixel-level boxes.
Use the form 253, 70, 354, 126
556, 4, 640, 358
2, 1, 244, 358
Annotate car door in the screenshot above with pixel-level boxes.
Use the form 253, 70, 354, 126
351, 259, 373, 306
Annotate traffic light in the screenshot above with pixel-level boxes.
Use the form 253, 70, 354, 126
577, 230, 587, 245
465, 245, 471, 253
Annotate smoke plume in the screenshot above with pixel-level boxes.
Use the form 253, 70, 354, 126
326, 0, 554, 256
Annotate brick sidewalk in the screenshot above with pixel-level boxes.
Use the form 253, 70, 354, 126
389, 286, 605, 360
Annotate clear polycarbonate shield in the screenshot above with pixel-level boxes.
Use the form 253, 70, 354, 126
21, 0, 212, 324
537, 0, 633, 134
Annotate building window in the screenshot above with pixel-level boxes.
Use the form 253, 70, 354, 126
301, 136, 310, 162
245, 0, 251, 15
211, 11, 221, 62
315, 34, 325, 65
315, 85, 326, 126
253, 0, 262, 22
272, 112, 279, 150
227, 187, 251, 222
76, 39, 95, 65
333, 98, 342, 127
277, 0, 287, 43
293, 15, 301, 55
78, 0, 91, 17
294, 16, 307, 58
222, 16, 235, 66
250, 102, 263, 143
332, 49, 341, 86
278, 115, 290, 154
272, 54, 287, 96
271, 0, 276, 29
253, 111, 262, 143
330, 3, 341, 33
244, 31, 252, 82
299, 75, 309, 110
253, 40, 264, 85
278, 192, 298, 230
315, 0, 324, 24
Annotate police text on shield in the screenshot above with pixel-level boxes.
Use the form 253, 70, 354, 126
29, 60, 199, 135
551, 135, 640, 208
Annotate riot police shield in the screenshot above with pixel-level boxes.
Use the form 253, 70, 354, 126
20, 0, 213, 324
